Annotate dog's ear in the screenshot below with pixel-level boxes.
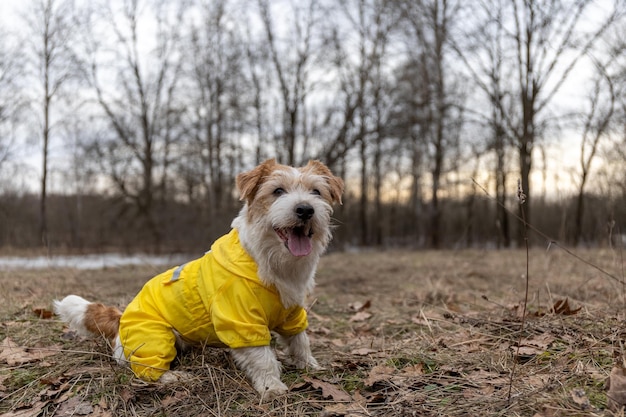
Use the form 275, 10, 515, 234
303, 160, 345, 205
237, 159, 277, 203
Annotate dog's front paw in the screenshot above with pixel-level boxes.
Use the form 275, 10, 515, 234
285, 354, 321, 370
253, 376, 288, 401
305, 356, 322, 371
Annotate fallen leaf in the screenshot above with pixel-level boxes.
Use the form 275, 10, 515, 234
330, 339, 346, 347
160, 391, 187, 408
309, 310, 331, 323
89, 406, 114, 417
465, 369, 510, 386
321, 402, 369, 417
0, 400, 48, 417
98, 396, 109, 409
119, 387, 135, 403
607, 366, 626, 412
513, 345, 543, 357
54, 396, 93, 416
348, 300, 371, 312
350, 347, 378, 356
400, 363, 424, 377
302, 376, 351, 402
524, 374, 550, 389
570, 388, 590, 410
0, 372, 10, 392
552, 298, 581, 315
349, 311, 372, 322
522, 333, 555, 349
511, 333, 555, 358
517, 333, 555, 355
364, 365, 395, 387
531, 407, 559, 417
0, 338, 59, 366
313, 326, 332, 335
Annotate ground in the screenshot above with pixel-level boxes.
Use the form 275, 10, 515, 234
1, 247, 626, 416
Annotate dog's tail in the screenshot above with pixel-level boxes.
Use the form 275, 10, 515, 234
53, 295, 122, 344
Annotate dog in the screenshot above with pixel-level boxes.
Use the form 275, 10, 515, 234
53, 159, 344, 400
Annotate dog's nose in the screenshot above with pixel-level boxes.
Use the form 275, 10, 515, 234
295, 203, 314, 221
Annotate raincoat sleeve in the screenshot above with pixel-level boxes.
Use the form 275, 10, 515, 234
274, 306, 308, 337
211, 280, 272, 348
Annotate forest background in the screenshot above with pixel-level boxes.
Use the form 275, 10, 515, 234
1, 0, 626, 253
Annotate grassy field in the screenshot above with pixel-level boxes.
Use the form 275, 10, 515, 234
1, 247, 625, 416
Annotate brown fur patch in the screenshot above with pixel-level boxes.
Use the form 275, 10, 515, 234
300, 160, 344, 205
84, 303, 122, 343
238, 159, 344, 206
236, 159, 278, 204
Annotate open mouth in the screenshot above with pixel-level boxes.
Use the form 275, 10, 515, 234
275, 226, 313, 257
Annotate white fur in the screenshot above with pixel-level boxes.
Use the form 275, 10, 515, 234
231, 346, 287, 399
112, 334, 125, 365
229, 168, 330, 398
280, 332, 320, 370
232, 169, 333, 308
233, 206, 320, 308
53, 295, 92, 337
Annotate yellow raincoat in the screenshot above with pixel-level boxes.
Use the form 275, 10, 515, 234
119, 229, 308, 381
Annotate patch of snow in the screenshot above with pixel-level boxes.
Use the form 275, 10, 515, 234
0, 253, 192, 270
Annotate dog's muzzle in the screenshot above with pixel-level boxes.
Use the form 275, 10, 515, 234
274, 204, 315, 257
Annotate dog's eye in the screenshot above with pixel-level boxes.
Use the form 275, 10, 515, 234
273, 188, 286, 196
311, 189, 321, 196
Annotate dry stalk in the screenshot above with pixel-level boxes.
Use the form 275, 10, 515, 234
507, 180, 530, 403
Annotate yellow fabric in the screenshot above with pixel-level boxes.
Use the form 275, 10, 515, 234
119, 229, 309, 381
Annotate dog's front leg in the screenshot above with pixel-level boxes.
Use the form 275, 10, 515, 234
230, 346, 287, 400
281, 331, 320, 370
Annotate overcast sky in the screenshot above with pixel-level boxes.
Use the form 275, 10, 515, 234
0, 0, 619, 199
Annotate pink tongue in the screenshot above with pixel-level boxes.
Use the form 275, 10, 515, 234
287, 231, 312, 257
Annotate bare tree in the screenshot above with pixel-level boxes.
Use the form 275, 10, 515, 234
322, 0, 397, 245
451, 0, 514, 247
0, 29, 23, 171
501, 0, 622, 245
257, 0, 322, 165
22, 0, 78, 247
84, 0, 187, 249
241, 10, 271, 165
571, 63, 615, 246
396, 0, 464, 248
183, 0, 247, 236
454, 0, 623, 246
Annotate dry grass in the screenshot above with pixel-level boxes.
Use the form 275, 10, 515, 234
1, 247, 625, 416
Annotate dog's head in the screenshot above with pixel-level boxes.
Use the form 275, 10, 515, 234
236, 159, 344, 258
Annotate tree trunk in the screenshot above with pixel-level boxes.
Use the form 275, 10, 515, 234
359, 137, 368, 246
494, 126, 509, 248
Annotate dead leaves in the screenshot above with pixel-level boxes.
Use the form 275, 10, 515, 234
295, 372, 398, 417
510, 298, 582, 318
293, 375, 363, 416
569, 388, 590, 411
0, 337, 59, 366
364, 364, 424, 389
607, 366, 626, 412
1, 373, 113, 417
551, 298, 581, 316
348, 300, 372, 323
300, 376, 351, 402
512, 332, 556, 359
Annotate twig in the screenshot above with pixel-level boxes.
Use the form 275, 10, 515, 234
507, 179, 529, 403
